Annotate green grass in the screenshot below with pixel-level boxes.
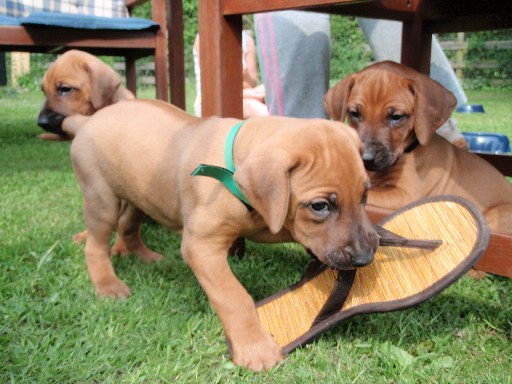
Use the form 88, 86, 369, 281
1, 87, 511, 383
454, 89, 512, 138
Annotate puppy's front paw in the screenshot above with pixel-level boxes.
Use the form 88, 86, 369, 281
231, 332, 283, 372
95, 277, 131, 299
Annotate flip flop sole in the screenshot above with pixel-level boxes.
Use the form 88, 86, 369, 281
255, 195, 490, 354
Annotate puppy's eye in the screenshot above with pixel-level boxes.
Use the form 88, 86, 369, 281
361, 191, 368, 205
348, 109, 361, 121
57, 85, 73, 96
309, 198, 332, 219
361, 182, 370, 205
388, 113, 407, 125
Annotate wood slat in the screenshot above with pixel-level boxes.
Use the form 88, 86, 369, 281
477, 153, 512, 177
0, 27, 156, 54
222, 0, 371, 15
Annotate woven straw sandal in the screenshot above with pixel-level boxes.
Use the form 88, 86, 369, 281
255, 195, 490, 355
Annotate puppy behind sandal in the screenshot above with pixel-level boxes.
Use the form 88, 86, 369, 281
324, 61, 512, 232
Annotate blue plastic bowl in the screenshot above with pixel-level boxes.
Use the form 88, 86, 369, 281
456, 104, 485, 113
462, 132, 511, 154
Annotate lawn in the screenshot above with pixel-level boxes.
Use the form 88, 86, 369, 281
454, 90, 512, 138
1, 87, 511, 383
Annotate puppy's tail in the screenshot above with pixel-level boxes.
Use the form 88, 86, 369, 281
62, 115, 91, 139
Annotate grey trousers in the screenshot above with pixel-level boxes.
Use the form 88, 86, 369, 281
358, 18, 468, 108
254, 11, 331, 119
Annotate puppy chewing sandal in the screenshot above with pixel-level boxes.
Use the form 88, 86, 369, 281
255, 195, 490, 354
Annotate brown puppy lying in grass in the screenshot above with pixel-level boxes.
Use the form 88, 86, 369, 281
324, 61, 512, 233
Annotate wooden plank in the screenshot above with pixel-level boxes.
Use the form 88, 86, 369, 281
198, 0, 243, 117
151, 0, 169, 101
167, 0, 186, 109
401, 4, 432, 74
477, 154, 512, 177
427, 15, 512, 34
450, 61, 500, 70
474, 229, 512, 278
222, 0, 371, 15
421, 0, 512, 22
308, 0, 418, 21
0, 26, 156, 55
440, 40, 512, 51
439, 40, 468, 50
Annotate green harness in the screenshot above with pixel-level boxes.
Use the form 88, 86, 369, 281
191, 121, 253, 210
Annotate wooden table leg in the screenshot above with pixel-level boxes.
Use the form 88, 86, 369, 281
198, 0, 243, 118
167, 0, 185, 109
400, 2, 432, 75
153, 0, 169, 101
125, 56, 137, 96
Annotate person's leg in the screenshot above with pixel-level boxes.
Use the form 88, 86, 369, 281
358, 18, 467, 107
254, 11, 330, 118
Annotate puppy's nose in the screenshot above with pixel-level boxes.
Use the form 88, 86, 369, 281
37, 111, 65, 134
349, 250, 374, 267
37, 113, 49, 128
347, 229, 378, 267
362, 147, 375, 162
345, 245, 374, 267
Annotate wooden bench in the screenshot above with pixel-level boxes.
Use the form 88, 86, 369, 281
197, 0, 512, 278
0, 0, 185, 107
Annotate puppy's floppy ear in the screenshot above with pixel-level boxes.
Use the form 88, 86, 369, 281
323, 75, 355, 122
85, 58, 122, 110
234, 149, 298, 234
411, 74, 457, 145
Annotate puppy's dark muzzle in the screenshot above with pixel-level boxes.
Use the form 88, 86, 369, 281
327, 248, 374, 270
38, 110, 65, 135
362, 147, 380, 171
347, 246, 375, 267
362, 142, 396, 172
327, 228, 378, 270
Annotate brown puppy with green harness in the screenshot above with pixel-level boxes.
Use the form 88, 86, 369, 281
63, 100, 378, 371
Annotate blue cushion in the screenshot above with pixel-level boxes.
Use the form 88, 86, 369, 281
462, 132, 511, 154
0, 14, 20, 25
20, 11, 160, 31
0, 0, 25, 18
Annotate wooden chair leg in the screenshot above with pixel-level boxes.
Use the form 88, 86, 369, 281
125, 56, 137, 97
167, 0, 186, 109
152, 0, 168, 101
154, 48, 168, 101
400, 4, 432, 74
198, 0, 243, 118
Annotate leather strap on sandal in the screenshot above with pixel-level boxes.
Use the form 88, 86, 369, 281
310, 225, 441, 327
312, 265, 356, 326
